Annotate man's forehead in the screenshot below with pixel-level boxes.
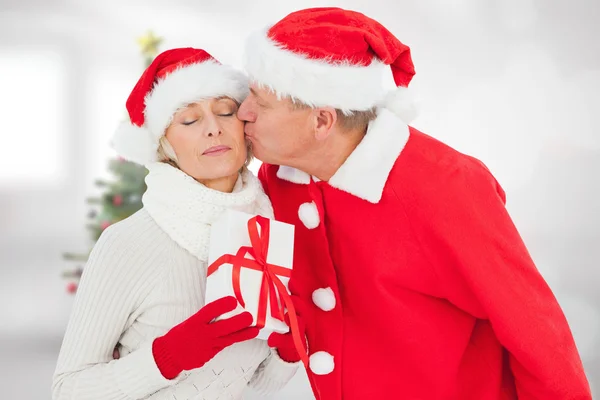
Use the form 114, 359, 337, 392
250, 84, 291, 105
250, 85, 275, 102
249, 84, 271, 96
249, 86, 262, 98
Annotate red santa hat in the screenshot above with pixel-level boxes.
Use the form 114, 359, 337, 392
111, 47, 249, 165
244, 7, 417, 122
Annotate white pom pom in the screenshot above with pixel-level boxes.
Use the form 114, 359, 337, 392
309, 351, 335, 375
110, 122, 160, 165
298, 201, 320, 229
312, 287, 336, 311
383, 86, 419, 124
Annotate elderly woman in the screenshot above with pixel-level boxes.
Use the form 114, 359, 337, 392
52, 48, 299, 400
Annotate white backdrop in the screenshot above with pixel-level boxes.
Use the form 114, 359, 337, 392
0, 0, 598, 398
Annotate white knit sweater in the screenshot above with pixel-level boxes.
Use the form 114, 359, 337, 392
52, 163, 298, 400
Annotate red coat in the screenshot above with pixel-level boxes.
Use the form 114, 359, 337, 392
258, 109, 591, 400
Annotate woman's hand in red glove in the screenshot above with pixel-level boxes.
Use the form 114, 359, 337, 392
152, 296, 259, 379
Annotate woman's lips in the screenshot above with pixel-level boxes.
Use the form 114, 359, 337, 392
203, 145, 231, 156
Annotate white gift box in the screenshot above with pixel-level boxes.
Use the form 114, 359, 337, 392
206, 209, 295, 340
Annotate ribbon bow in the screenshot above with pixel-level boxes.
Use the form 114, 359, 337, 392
207, 215, 308, 367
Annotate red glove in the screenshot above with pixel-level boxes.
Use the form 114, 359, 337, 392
267, 296, 307, 363
152, 296, 259, 379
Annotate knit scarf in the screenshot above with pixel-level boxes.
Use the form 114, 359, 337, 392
143, 162, 274, 262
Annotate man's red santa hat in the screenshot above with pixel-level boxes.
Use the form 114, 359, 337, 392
243, 7, 417, 122
112, 47, 248, 165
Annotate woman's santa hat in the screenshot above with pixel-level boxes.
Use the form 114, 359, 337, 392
243, 7, 417, 122
111, 47, 248, 165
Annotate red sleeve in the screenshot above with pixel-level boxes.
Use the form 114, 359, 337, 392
257, 162, 271, 198
408, 160, 591, 399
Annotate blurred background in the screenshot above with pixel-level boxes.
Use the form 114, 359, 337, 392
0, 0, 598, 398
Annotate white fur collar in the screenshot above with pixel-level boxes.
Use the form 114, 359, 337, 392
276, 165, 312, 184
276, 109, 410, 203
143, 162, 274, 261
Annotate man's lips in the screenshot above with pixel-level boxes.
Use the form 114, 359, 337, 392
202, 145, 231, 155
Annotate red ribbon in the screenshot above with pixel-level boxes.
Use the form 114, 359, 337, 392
207, 215, 308, 368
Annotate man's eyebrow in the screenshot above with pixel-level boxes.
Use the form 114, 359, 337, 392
249, 88, 263, 100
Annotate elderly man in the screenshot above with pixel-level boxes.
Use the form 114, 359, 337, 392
239, 7, 592, 400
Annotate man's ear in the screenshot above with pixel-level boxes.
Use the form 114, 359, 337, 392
312, 107, 337, 141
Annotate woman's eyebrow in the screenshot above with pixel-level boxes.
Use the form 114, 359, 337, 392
181, 102, 200, 109
214, 96, 236, 103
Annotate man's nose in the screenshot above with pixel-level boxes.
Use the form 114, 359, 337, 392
237, 98, 256, 123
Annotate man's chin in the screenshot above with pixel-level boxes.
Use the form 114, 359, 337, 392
247, 142, 265, 162
248, 143, 279, 165
253, 151, 268, 163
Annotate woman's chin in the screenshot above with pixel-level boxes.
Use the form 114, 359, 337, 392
188, 160, 244, 182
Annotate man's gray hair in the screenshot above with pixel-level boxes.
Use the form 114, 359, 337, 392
288, 98, 377, 132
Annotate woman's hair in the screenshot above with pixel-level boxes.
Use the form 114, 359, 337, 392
157, 136, 180, 168
157, 98, 253, 169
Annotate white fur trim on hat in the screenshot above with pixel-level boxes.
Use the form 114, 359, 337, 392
110, 121, 159, 165
145, 60, 249, 137
312, 287, 336, 312
244, 28, 386, 113
298, 201, 320, 229
309, 351, 335, 375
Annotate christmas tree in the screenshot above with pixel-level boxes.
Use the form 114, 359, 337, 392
62, 31, 164, 294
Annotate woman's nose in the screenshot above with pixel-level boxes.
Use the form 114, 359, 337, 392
205, 114, 221, 137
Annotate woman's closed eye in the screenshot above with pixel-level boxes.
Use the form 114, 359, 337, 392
182, 119, 198, 126
214, 105, 236, 117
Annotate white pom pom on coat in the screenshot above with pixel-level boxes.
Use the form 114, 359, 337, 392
312, 287, 336, 311
298, 201, 320, 229
310, 351, 335, 375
